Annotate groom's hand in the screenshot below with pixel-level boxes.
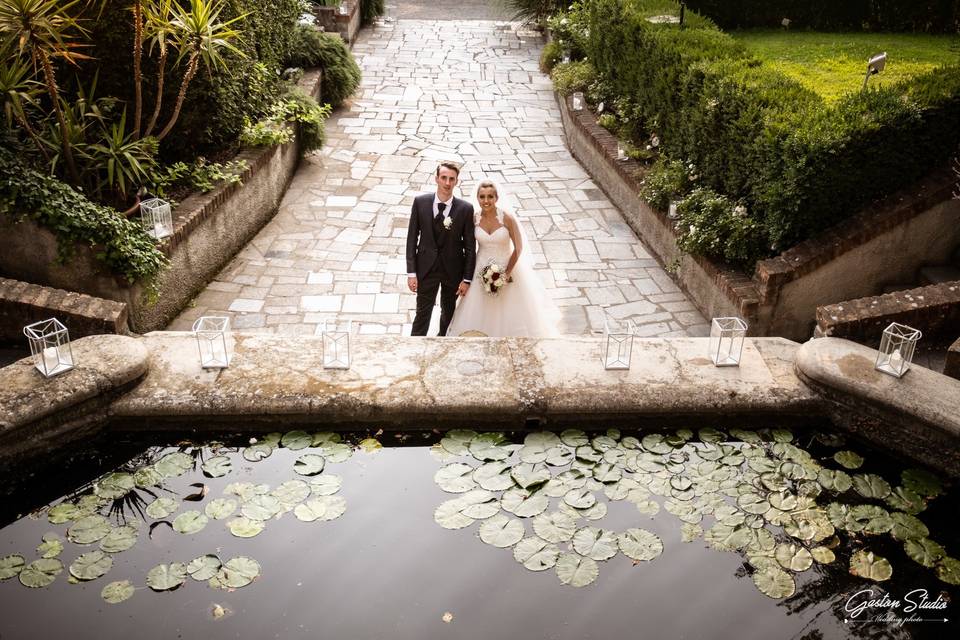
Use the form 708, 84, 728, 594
457, 282, 469, 296
407, 276, 418, 293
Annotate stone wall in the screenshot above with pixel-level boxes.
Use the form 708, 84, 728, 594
314, 1, 361, 43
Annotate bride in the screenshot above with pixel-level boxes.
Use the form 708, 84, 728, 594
446, 180, 561, 337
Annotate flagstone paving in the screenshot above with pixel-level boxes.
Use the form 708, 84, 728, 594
168, 5, 709, 338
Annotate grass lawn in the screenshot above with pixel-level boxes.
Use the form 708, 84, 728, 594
731, 30, 960, 102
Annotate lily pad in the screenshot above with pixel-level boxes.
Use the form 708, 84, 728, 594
849, 505, 893, 535
101, 580, 135, 604
752, 564, 796, 599
280, 430, 312, 450
833, 451, 864, 470
532, 511, 577, 543
737, 493, 771, 515
67, 515, 111, 545
227, 517, 264, 538
501, 487, 549, 518
936, 557, 960, 585
133, 465, 164, 488
849, 550, 892, 581
145, 497, 179, 519
435, 463, 478, 493
242, 443, 273, 462
294, 454, 326, 477
311, 431, 341, 448
885, 486, 926, 515
47, 503, 81, 524
214, 557, 260, 589
95, 473, 136, 500
307, 495, 346, 521
544, 446, 574, 467
0, 554, 25, 580
187, 554, 222, 581
513, 537, 560, 571
890, 512, 930, 541
70, 550, 113, 581
272, 480, 312, 510
201, 456, 232, 478
474, 461, 514, 491
593, 463, 622, 485
705, 523, 753, 551
99, 525, 138, 553
19, 558, 63, 588
618, 528, 663, 562
775, 544, 813, 572
511, 463, 551, 490
173, 511, 208, 535
37, 533, 64, 559
147, 562, 187, 591
358, 438, 382, 453
310, 475, 343, 496
901, 468, 943, 498
319, 443, 353, 463
560, 429, 589, 447
469, 433, 510, 462
155, 451, 194, 478
563, 487, 596, 510
519, 432, 561, 463
555, 553, 599, 588
440, 430, 476, 455
205, 498, 238, 520
817, 469, 853, 493
572, 527, 618, 561
479, 515, 525, 548
904, 538, 946, 568
852, 474, 891, 500
811, 547, 836, 564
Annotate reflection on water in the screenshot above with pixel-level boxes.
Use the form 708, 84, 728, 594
0, 427, 957, 640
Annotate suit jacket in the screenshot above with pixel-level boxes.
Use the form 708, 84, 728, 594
406, 193, 476, 282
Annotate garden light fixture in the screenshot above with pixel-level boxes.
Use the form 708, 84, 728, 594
23, 318, 74, 378
862, 52, 887, 91
875, 322, 921, 378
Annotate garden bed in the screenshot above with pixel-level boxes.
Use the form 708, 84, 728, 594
313, 0, 362, 44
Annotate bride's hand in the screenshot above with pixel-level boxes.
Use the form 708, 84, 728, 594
505, 272, 513, 283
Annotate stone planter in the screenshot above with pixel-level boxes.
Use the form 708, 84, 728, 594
313, 0, 361, 44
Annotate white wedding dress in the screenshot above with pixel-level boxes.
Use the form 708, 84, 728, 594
446, 210, 561, 337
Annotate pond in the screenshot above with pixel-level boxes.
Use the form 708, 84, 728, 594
0, 426, 957, 639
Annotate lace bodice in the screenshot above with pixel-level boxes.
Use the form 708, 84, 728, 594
474, 210, 512, 269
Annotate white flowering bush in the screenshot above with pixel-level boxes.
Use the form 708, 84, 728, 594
674, 187, 769, 268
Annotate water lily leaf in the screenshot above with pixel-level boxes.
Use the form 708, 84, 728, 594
560, 429, 589, 447
502, 487, 549, 517
242, 495, 281, 521
592, 463, 622, 485
201, 456, 232, 478
67, 515, 111, 545
511, 463, 551, 489
69, 550, 113, 581
173, 510, 208, 535
294, 454, 326, 477
817, 469, 853, 493
320, 443, 353, 463
890, 512, 929, 541
101, 580, 134, 604
359, 438, 382, 453
299, 496, 347, 522
563, 487, 596, 510
752, 564, 796, 599
96, 473, 135, 500
904, 538, 946, 568
310, 475, 343, 496
311, 431, 341, 448
18, 558, 62, 588
833, 451, 864, 470
260, 432, 283, 447
532, 511, 577, 543
590, 435, 617, 453
227, 517, 264, 538
572, 527, 618, 561
884, 486, 926, 515
811, 546, 835, 564
217, 557, 260, 589
633, 498, 661, 517
430, 444, 457, 462
840, 505, 891, 534
435, 463, 478, 493
775, 544, 812, 572
705, 523, 753, 551
479, 514, 525, 548
936, 557, 960, 585
737, 493, 770, 515
133, 465, 164, 488
852, 474, 891, 500
272, 480, 311, 510
434, 500, 475, 530
37, 533, 63, 559
460, 495, 500, 520
280, 430, 312, 450
730, 429, 761, 444
187, 555, 222, 581
681, 523, 703, 542
474, 461, 514, 491
294, 499, 328, 522
469, 433, 510, 461
47, 503, 80, 524
575, 445, 601, 465
513, 537, 560, 571
759, 472, 788, 493
901, 468, 943, 498
768, 492, 797, 511
205, 498, 238, 520
544, 446, 574, 467
545, 469, 588, 498
555, 553, 599, 587
618, 528, 663, 562
99, 525, 138, 553
147, 562, 187, 591
519, 432, 561, 463
243, 443, 273, 462
155, 451, 194, 478
849, 550, 892, 581
0, 554, 25, 580
145, 497, 179, 519
440, 429, 477, 455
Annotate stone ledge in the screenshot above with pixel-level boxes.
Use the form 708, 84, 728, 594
108, 333, 820, 428
795, 337, 960, 477
0, 276, 128, 343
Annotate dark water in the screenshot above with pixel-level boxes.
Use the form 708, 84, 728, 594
0, 428, 957, 640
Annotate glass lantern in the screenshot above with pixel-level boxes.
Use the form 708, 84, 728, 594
709, 317, 747, 367
603, 316, 635, 370
23, 318, 74, 378
140, 197, 173, 240
192, 316, 232, 369
875, 322, 921, 378
571, 92, 584, 111
562, 50, 571, 64
322, 320, 352, 369
338, 2, 349, 15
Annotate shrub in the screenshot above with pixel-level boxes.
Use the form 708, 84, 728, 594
241, 88, 332, 154
550, 60, 597, 96
503, 0, 567, 24
675, 187, 768, 268
639, 157, 696, 212
360, 0, 385, 25
284, 25, 361, 107
540, 40, 563, 73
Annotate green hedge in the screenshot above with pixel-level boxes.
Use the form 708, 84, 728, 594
580, 0, 960, 264
360, 0, 385, 25
284, 25, 362, 108
684, 0, 960, 33
0, 147, 167, 288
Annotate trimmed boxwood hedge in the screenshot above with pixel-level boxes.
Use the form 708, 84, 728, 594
581, 0, 960, 263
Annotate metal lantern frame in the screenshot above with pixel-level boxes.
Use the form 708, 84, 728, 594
192, 316, 232, 369
571, 91, 584, 111
875, 322, 921, 378
140, 197, 173, 240
603, 315, 636, 370
322, 319, 352, 369
709, 317, 747, 367
23, 317, 74, 378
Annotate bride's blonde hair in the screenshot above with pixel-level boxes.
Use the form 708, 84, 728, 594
475, 180, 498, 199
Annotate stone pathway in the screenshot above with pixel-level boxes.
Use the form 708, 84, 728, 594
169, 2, 709, 337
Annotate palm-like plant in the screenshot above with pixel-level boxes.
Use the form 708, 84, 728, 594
0, 55, 47, 159
86, 109, 158, 201
142, 0, 175, 138
0, 0, 92, 184
131, 0, 144, 137
156, 0, 246, 141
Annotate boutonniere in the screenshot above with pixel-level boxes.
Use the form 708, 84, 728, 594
443, 216, 453, 230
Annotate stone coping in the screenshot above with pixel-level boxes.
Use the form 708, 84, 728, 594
795, 337, 960, 476
107, 333, 820, 428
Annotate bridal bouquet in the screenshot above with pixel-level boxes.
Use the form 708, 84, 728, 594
479, 262, 509, 295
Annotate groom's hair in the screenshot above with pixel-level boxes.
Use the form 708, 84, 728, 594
436, 162, 460, 176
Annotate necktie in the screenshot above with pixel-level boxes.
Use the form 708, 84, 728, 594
435, 202, 447, 225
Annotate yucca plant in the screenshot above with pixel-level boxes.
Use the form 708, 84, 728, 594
0, 55, 47, 159
86, 109, 158, 201
142, 0, 176, 138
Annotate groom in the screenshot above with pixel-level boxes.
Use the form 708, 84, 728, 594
406, 162, 476, 336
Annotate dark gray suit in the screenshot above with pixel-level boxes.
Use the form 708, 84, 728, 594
406, 193, 476, 336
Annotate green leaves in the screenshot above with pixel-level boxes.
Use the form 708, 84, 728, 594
69, 551, 113, 581
849, 550, 893, 581
618, 529, 663, 562
146, 563, 187, 591
555, 553, 598, 588
19, 558, 63, 588
101, 580, 135, 604
0, 554, 25, 580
